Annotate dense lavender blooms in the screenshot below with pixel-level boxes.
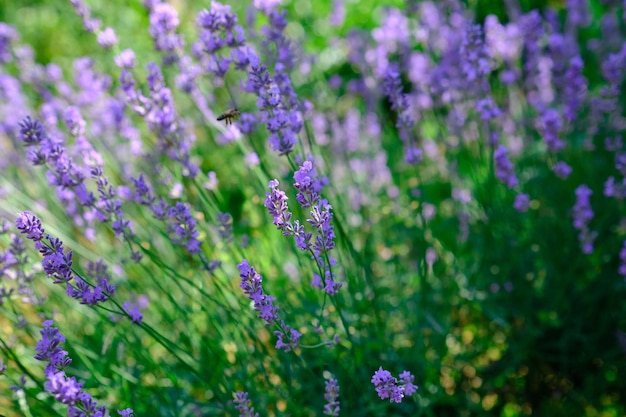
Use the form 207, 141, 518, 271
119, 63, 199, 177
15, 211, 121, 306
238, 259, 279, 324
237, 260, 301, 351
323, 378, 340, 416
266, 163, 341, 295
460, 25, 491, 85
148, 2, 184, 65
265, 179, 311, 249
35, 320, 133, 415
371, 367, 418, 403
245, 54, 299, 155
196, 1, 246, 79
233, 391, 259, 417
167, 202, 203, 254
572, 185, 597, 254
563, 56, 587, 122
539, 109, 564, 152
494, 145, 518, 189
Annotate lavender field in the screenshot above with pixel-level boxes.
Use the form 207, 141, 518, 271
0, 0, 625, 416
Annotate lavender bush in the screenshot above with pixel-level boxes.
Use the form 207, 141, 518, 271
1, 0, 625, 416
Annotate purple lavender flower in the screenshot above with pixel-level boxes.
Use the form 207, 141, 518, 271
460, 24, 491, 84
514, 193, 530, 212
69, 0, 101, 33
563, 56, 587, 122
96, 27, 118, 49
148, 2, 184, 64
167, 202, 203, 255
216, 212, 234, 243
238, 260, 279, 324
371, 367, 417, 403
274, 322, 302, 352
539, 109, 564, 152
554, 161, 572, 179
115, 49, 136, 69
604, 176, 626, 199
572, 185, 597, 254
123, 301, 144, 324
0, 23, 17, 64
45, 371, 83, 405
294, 161, 327, 208
16, 212, 123, 306
383, 67, 423, 165
323, 378, 340, 416
35, 320, 133, 415
567, 0, 591, 28
15, 211, 45, 241
233, 391, 259, 417
242, 51, 300, 155
264, 179, 295, 235
18, 116, 45, 146
196, 2, 246, 79
494, 145, 518, 189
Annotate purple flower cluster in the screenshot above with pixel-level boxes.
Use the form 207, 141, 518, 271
18, 115, 138, 257
35, 320, 133, 416
16, 211, 117, 306
265, 161, 341, 295
237, 260, 301, 352
148, 2, 184, 65
245, 55, 299, 155
323, 377, 340, 416
196, 2, 246, 79
167, 202, 203, 255
572, 185, 597, 254
514, 193, 530, 212
604, 152, 626, 199
538, 109, 564, 153
119, 63, 198, 177
554, 161, 573, 179
371, 367, 418, 403
233, 391, 258, 417
494, 145, 518, 189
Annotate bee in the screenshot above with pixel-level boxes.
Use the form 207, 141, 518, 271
217, 108, 240, 125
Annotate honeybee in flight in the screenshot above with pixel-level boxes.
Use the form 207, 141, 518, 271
217, 108, 240, 125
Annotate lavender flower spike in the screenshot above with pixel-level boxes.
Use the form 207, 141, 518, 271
233, 391, 259, 417
371, 367, 418, 403
16, 212, 118, 306
35, 320, 134, 415
323, 378, 340, 416
494, 145, 518, 189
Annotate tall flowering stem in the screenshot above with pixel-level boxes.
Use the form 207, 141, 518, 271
323, 377, 340, 416
237, 260, 301, 352
265, 161, 341, 295
34, 320, 134, 416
